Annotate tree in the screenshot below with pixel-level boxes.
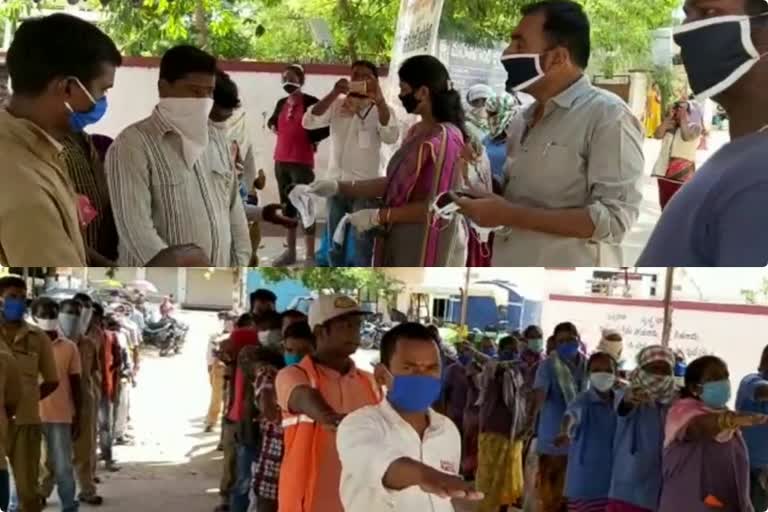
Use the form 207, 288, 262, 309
741, 277, 768, 305
258, 268, 403, 305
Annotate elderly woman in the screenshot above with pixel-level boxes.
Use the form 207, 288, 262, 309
309, 55, 468, 266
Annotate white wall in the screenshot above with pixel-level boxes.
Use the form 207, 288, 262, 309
90, 65, 347, 206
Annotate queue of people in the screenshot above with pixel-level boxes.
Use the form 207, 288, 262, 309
0, 276, 142, 512
3, 0, 767, 267
202, 286, 768, 512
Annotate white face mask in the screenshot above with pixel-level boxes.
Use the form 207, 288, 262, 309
35, 317, 59, 332
157, 97, 215, 167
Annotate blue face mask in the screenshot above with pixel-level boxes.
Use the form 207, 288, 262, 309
481, 347, 497, 358
458, 354, 471, 365
69, 96, 108, 132
499, 351, 518, 362
388, 374, 442, 413
674, 362, 687, 377
1, 297, 27, 322
557, 340, 579, 359
701, 379, 731, 409
284, 353, 302, 366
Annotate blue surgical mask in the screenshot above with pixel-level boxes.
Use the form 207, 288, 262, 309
284, 353, 302, 366
1, 297, 27, 322
557, 340, 579, 359
481, 347, 497, 358
499, 351, 518, 362
527, 338, 544, 353
66, 78, 108, 132
701, 379, 731, 409
674, 362, 687, 377
458, 354, 471, 365
388, 374, 442, 413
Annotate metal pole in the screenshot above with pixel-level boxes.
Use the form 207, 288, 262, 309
460, 266, 471, 326
661, 267, 675, 347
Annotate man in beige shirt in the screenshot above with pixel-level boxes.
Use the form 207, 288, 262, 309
457, 1, 644, 266
0, 14, 121, 266
33, 297, 82, 512
0, 276, 59, 512
107, 45, 251, 266
0, 344, 22, 511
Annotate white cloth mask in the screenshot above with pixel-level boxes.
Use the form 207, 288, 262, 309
157, 97, 215, 167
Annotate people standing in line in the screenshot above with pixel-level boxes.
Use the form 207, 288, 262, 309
72, 294, 110, 505
0, 337, 21, 512
0, 13, 121, 266
268, 64, 330, 267
280, 309, 308, 336
0, 276, 59, 512
206, 312, 235, 433
33, 298, 82, 512
337, 322, 483, 511
652, 100, 703, 210
608, 345, 677, 512
310, 55, 468, 266
660, 356, 765, 512
248, 347, 290, 512
303, 60, 399, 267
532, 322, 588, 512
281, 321, 314, 367
109, 315, 135, 448
442, 341, 473, 443
107, 45, 251, 267
736, 345, 768, 512
275, 295, 381, 512
457, 0, 644, 266
474, 336, 529, 512
249, 289, 277, 316
637, 0, 768, 266
483, 93, 519, 189
93, 304, 121, 475
556, 352, 620, 512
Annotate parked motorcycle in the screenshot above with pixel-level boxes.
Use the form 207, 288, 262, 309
360, 319, 394, 350
143, 317, 188, 357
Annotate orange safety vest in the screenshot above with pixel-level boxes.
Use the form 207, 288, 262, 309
278, 356, 380, 512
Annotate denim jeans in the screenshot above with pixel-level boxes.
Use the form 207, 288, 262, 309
1, 469, 9, 512
230, 444, 257, 512
41, 423, 79, 512
98, 397, 115, 463
327, 195, 377, 267
751, 468, 768, 512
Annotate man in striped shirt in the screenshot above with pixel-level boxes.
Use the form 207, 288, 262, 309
106, 45, 251, 266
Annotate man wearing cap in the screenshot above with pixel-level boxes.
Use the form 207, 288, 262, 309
275, 294, 381, 512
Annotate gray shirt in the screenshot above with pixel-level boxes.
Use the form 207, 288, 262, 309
106, 109, 251, 266
492, 76, 644, 266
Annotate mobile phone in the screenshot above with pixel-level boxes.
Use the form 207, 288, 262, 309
349, 81, 368, 96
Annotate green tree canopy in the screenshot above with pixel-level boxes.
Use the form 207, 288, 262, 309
258, 268, 403, 299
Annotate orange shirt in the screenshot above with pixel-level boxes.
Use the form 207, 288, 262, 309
39, 337, 81, 424
276, 360, 380, 512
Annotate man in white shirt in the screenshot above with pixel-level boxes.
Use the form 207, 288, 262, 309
303, 61, 399, 267
337, 322, 482, 512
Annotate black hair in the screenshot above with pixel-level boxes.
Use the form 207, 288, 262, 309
252, 346, 287, 370
398, 55, 467, 139
60, 298, 82, 312
380, 322, 438, 367
748, 0, 768, 14
73, 292, 93, 306
760, 344, 768, 372
249, 289, 277, 311
105, 316, 121, 331
284, 64, 305, 85
352, 60, 378, 78
521, 0, 591, 69
588, 351, 617, 372
0, 276, 26, 294
681, 355, 727, 398
92, 303, 105, 319
284, 321, 315, 345
524, 325, 543, 338
7, 13, 122, 96
254, 310, 282, 329
31, 296, 58, 317
498, 335, 518, 352
553, 321, 579, 338
235, 313, 257, 328
281, 309, 307, 322
214, 70, 241, 110
159, 45, 217, 84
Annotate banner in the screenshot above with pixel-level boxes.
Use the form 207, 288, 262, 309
380, 0, 446, 170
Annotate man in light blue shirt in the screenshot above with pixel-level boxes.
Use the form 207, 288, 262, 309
736, 345, 768, 512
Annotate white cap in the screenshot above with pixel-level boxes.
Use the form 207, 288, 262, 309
467, 84, 494, 103
308, 294, 369, 328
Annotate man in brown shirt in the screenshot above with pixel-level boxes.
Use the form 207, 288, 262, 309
0, 276, 59, 512
0, 13, 120, 266
0, 344, 22, 512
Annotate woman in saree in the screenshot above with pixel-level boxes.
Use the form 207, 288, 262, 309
308, 54, 468, 266
645, 83, 662, 138
659, 356, 768, 512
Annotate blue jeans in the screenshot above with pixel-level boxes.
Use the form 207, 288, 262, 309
41, 423, 79, 512
1, 469, 9, 512
230, 443, 257, 512
327, 195, 376, 267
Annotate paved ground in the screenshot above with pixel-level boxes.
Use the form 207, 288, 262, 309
255, 131, 731, 267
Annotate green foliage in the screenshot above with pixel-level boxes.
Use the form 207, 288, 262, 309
258, 268, 403, 300
740, 277, 768, 305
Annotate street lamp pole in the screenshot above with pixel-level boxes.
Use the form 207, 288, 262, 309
661, 267, 675, 347
460, 266, 471, 326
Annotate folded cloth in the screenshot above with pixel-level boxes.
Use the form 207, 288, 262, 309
333, 214, 351, 246
288, 184, 316, 229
